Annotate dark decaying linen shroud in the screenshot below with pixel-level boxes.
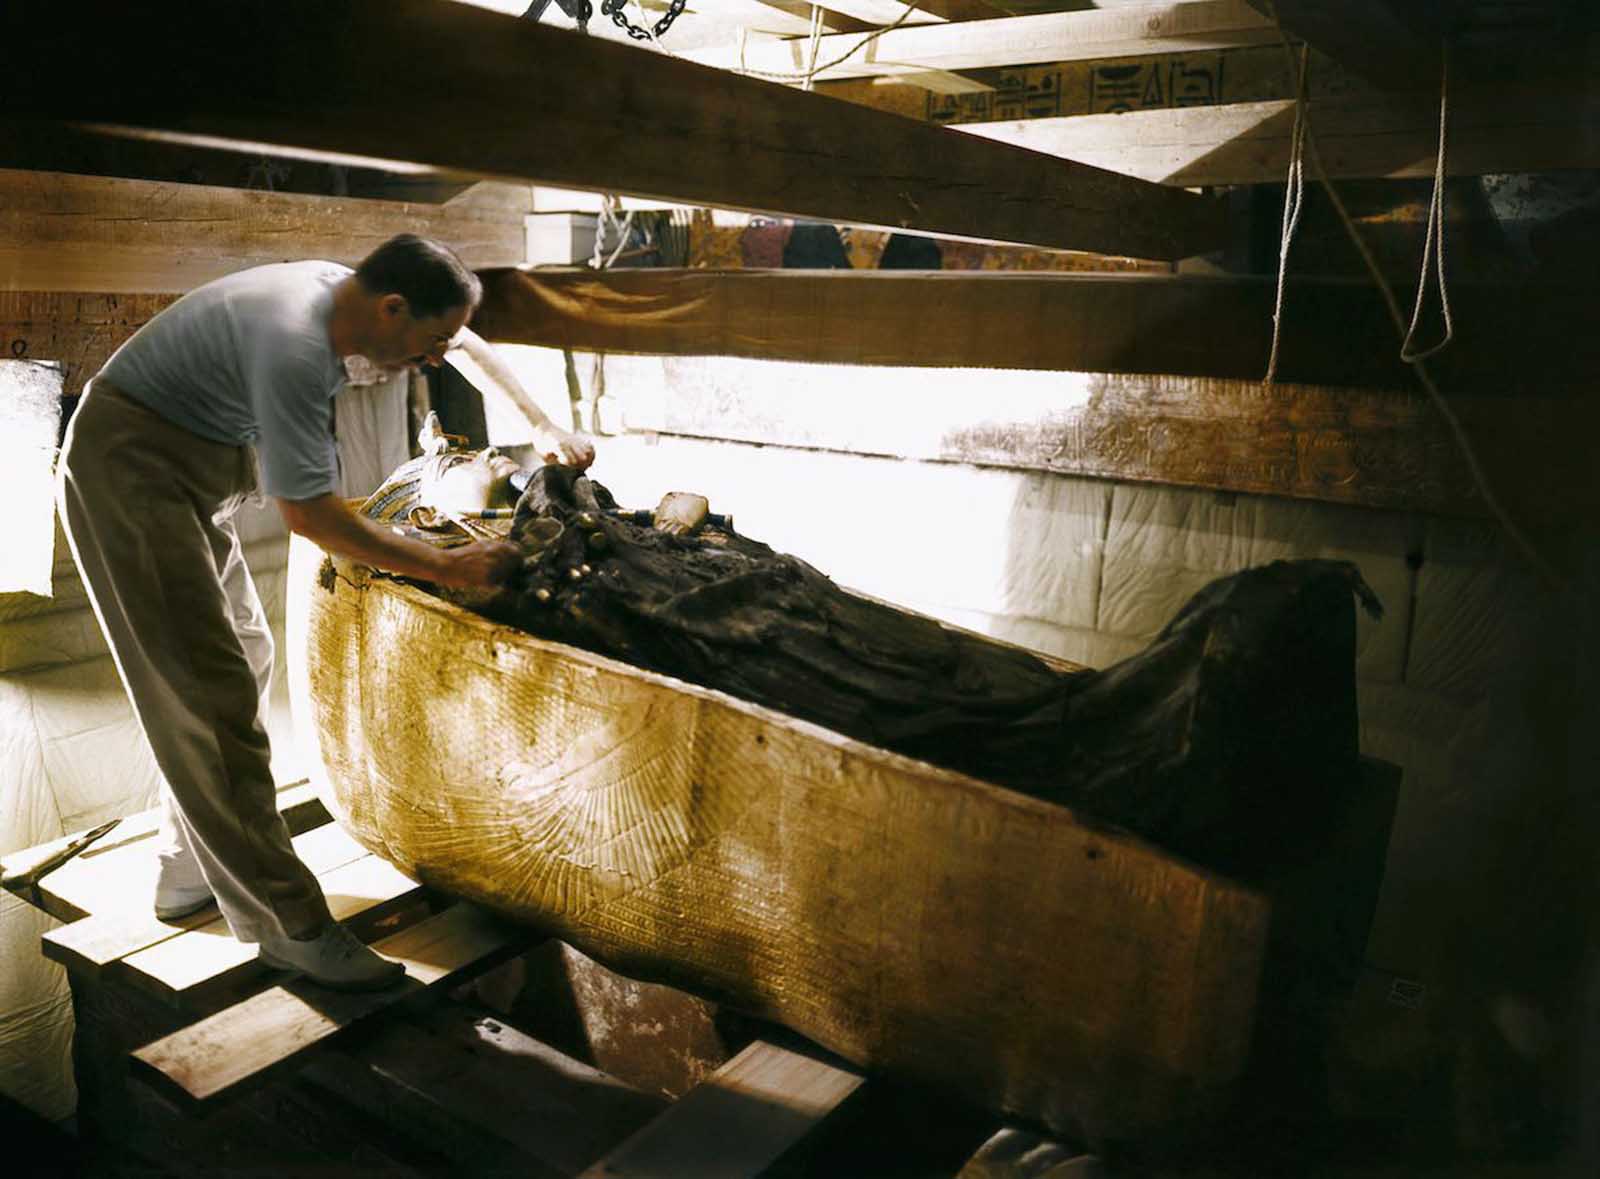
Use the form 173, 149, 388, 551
472, 466, 1381, 881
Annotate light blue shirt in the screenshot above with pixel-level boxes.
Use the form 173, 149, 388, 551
99, 261, 353, 500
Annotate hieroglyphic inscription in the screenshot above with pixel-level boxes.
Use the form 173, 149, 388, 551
928, 66, 1065, 125
1089, 54, 1226, 114
0, 293, 177, 397
928, 53, 1227, 124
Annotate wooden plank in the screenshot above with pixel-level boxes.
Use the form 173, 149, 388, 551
956, 83, 1600, 186
42, 821, 369, 977
118, 853, 425, 1007
889, 69, 994, 95
129, 903, 533, 1106
0, 118, 495, 206
685, 0, 1278, 81
738, 0, 870, 33
3, 0, 1223, 261
807, 0, 943, 26
694, 0, 860, 35
600, 353, 1600, 523
2, 780, 326, 923
470, 267, 1600, 397
1241, 0, 1441, 87
0, 167, 525, 295
913, 0, 1007, 20
577, 1040, 865, 1178
341, 1004, 668, 1176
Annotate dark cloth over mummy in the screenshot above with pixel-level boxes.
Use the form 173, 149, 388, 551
471, 467, 1381, 880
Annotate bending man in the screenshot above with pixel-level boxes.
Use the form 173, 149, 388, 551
55, 234, 587, 990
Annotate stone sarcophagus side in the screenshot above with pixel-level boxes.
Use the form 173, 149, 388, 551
286, 535, 1271, 1148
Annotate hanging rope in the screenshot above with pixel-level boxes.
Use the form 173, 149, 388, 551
801, 4, 825, 93
737, 1, 925, 85
589, 194, 639, 270
1269, 22, 1565, 590
1399, 45, 1455, 363
1262, 41, 1311, 386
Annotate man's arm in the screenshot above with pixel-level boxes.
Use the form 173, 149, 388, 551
448, 328, 596, 469
277, 494, 519, 589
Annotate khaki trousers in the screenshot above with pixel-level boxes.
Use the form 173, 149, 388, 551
56, 379, 331, 942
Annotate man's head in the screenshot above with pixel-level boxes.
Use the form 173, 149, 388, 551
349, 235, 482, 372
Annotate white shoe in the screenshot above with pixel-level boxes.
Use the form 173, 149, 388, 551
258, 922, 406, 992
153, 881, 215, 921
153, 854, 215, 921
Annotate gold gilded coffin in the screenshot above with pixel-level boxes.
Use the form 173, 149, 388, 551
286, 535, 1271, 1148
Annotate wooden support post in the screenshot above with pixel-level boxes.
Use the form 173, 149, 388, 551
3, 0, 1223, 260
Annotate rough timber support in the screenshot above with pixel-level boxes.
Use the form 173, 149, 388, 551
685, 0, 1279, 81
469, 267, 1597, 398
1242, 0, 1447, 87
2, 0, 1222, 261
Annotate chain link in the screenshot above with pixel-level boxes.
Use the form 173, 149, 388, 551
599, 0, 689, 41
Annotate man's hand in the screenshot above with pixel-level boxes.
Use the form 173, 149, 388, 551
434, 541, 522, 589
277, 494, 521, 589
535, 428, 596, 471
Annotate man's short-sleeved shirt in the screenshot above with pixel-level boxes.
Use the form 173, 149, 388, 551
99, 261, 352, 500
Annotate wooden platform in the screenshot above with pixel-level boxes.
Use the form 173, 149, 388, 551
3, 786, 1117, 1177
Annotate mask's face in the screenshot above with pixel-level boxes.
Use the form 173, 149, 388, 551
423, 447, 522, 513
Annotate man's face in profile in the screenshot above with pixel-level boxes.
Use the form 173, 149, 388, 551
369, 295, 469, 372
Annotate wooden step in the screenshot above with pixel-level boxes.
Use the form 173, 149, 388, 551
118, 852, 425, 1009
43, 819, 367, 977
130, 902, 535, 1106
354, 1003, 669, 1176
1, 780, 325, 923
579, 1039, 864, 1179
293, 1001, 670, 1178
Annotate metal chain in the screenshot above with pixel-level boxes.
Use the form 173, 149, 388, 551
600, 0, 688, 41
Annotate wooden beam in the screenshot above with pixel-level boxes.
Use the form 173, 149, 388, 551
470, 267, 1599, 396
955, 82, 1600, 185
0, 782, 326, 924
336, 1006, 667, 1178
0, 169, 526, 295
579, 1043, 864, 1171
694, 0, 860, 35
601, 353, 1600, 524
130, 905, 534, 1106
684, 0, 1279, 81
741, 0, 871, 33
1242, 0, 1443, 87
913, 0, 1006, 21
4, 0, 1223, 260
41, 822, 367, 978
881, 69, 994, 95
120, 854, 426, 1008
808, 0, 943, 26
0, 119, 484, 204
577, 1041, 865, 1179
